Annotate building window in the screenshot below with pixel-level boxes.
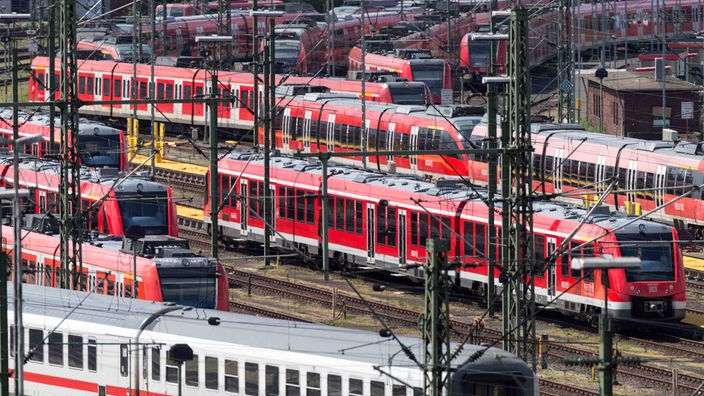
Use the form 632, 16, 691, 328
652, 106, 671, 127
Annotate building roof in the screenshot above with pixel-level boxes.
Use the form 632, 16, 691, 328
586, 70, 701, 92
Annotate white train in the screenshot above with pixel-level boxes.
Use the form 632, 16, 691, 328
8, 284, 537, 395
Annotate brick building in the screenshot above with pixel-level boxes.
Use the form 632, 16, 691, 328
585, 70, 702, 140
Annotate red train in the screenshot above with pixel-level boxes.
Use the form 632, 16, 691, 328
205, 152, 686, 322
0, 110, 128, 171
3, 224, 229, 310
263, 93, 471, 180
460, 0, 704, 78
325, 12, 417, 73
470, 122, 704, 239
29, 57, 431, 135
0, 153, 179, 237
348, 47, 453, 104
271, 20, 326, 75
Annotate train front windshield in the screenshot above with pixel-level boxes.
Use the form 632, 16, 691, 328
274, 40, 301, 73
116, 191, 169, 235
617, 233, 675, 282
388, 84, 428, 105
157, 267, 217, 308
79, 134, 122, 169
410, 63, 445, 98
469, 41, 490, 69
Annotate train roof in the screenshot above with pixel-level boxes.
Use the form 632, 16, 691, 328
529, 122, 704, 164
0, 110, 122, 138
15, 283, 532, 374
2, 154, 167, 194
222, 152, 673, 236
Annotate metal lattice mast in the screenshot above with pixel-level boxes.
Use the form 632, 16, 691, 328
421, 239, 451, 396
557, 0, 574, 122
59, 0, 82, 289
501, 7, 535, 367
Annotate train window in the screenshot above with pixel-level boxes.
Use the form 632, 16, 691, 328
388, 208, 397, 247
297, 189, 306, 222
48, 332, 63, 366
430, 216, 440, 240
120, 344, 128, 377
186, 354, 198, 386
245, 362, 259, 395
225, 360, 239, 392
350, 378, 364, 396
79, 76, 86, 94
278, 186, 286, 217
328, 374, 342, 396
37, 71, 45, 90
114, 80, 121, 98
476, 223, 486, 257
87, 77, 94, 95
336, 197, 345, 230
265, 365, 279, 395
88, 339, 96, 372
411, 212, 419, 246
205, 356, 220, 390
345, 199, 355, 232
419, 213, 429, 248
184, 85, 191, 100
307, 372, 321, 396
304, 194, 314, 224
28, 260, 36, 284
534, 235, 545, 277
28, 328, 44, 362
462, 220, 474, 255
355, 201, 363, 234
103, 79, 110, 97
166, 84, 174, 100
391, 384, 406, 396
139, 81, 147, 99
286, 369, 300, 394
124, 80, 129, 99
371, 381, 386, 395
584, 268, 595, 282
166, 350, 178, 383
242, 90, 249, 110
68, 334, 83, 369
151, 347, 161, 381
286, 188, 294, 219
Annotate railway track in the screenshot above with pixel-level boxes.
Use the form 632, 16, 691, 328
228, 268, 704, 395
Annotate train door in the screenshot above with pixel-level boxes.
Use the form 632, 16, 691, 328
386, 123, 395, 167
240, 180, 248, 236
655, 164, 666, 207
366, 203, 375, 263
303, 110, 312, 152
326, 114, 336, 152
135, 77, 149, 111
282, 108, 291, 152
193, 82, 205, 117
595, 155, 606, 194
116, 273, 125, 297
547, 238, 557, 297
39, 191, 47, 213
410, 126, 419, 173
554, 149, 564, 193
398, 210, 406, 265
269, 184, 276, 242
626, 160, 638, 210
101, 75, 112, 109
88, 268, 97, 291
